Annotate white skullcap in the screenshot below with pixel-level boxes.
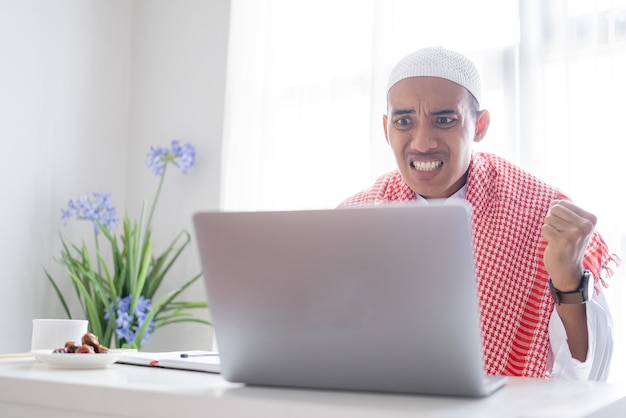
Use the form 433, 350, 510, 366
387, 46, 481, 105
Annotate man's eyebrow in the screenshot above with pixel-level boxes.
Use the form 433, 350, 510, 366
430, 109, 458, 116
391, 108, 415, 116
391, 108, 459, 117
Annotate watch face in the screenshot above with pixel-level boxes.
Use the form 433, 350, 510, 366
582, 270, 592, 302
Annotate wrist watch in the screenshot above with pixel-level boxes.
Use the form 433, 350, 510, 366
548, 270, 592, 305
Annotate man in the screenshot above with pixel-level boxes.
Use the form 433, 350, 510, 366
341, 47, 620, 380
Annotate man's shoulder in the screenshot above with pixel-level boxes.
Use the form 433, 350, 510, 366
340, 188, 371, 206
467, 153, 568, 210
472, 152, 564, 194
340, 171, 413, 206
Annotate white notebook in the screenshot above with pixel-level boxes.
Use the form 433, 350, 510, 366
117, 350, 220, 373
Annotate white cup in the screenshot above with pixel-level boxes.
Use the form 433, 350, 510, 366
31, 319, 89, 351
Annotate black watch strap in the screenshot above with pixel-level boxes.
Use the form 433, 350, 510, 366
549, 270, 591, 305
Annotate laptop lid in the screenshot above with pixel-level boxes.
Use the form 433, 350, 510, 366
192, 201, 507, 397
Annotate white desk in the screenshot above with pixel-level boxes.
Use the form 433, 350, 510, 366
1, 358, 625, 418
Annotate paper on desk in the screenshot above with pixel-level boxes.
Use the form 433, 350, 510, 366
116, 350, 220, 374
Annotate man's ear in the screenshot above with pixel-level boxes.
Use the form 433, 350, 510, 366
383, 114, 390, 145
474, 110, 490, 143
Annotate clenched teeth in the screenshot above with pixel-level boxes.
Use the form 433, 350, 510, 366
411, 161, 443, 171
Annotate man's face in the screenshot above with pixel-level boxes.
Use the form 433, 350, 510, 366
384, 76, 488, 199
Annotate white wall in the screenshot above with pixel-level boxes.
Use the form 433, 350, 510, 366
0, 0, 229, 352
126, 0, 229, 351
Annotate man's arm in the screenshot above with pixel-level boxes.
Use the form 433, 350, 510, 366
542, 200, 597, 361
553, 296, 588, 361
549, 292, 613, 380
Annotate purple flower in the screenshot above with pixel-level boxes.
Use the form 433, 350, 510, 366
115, 311, 135, 342
170, 140, 196, 173
104, 295, 155, 346
145, 146, 169, 177
145, 140, 196, 176
61, 193, 119, 234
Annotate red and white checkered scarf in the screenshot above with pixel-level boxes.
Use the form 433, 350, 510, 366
341, 152, 619, 377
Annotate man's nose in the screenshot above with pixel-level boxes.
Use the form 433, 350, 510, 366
410, 123, 437, 152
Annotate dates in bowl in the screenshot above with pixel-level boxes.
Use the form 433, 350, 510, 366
52, 332, 109, 354
32, 333, 123, 369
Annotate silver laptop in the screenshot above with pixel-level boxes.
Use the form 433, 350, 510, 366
192, 200, 507, 397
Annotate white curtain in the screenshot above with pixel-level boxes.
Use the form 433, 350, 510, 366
519, 0, 626, 382
222, 0, 519, 211
223, 0, 626, 381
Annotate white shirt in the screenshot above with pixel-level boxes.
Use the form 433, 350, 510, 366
416, 187, 613, 381
548, 293, 613, 381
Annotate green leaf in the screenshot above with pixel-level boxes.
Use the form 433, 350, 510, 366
131, 271, 206, 346
66, 269, 103, 339
44, 269, 72, 319
154, 317, 212, 330
130, 238, 152, 315
143, 230, 192, 299
157, 301, 209, 312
